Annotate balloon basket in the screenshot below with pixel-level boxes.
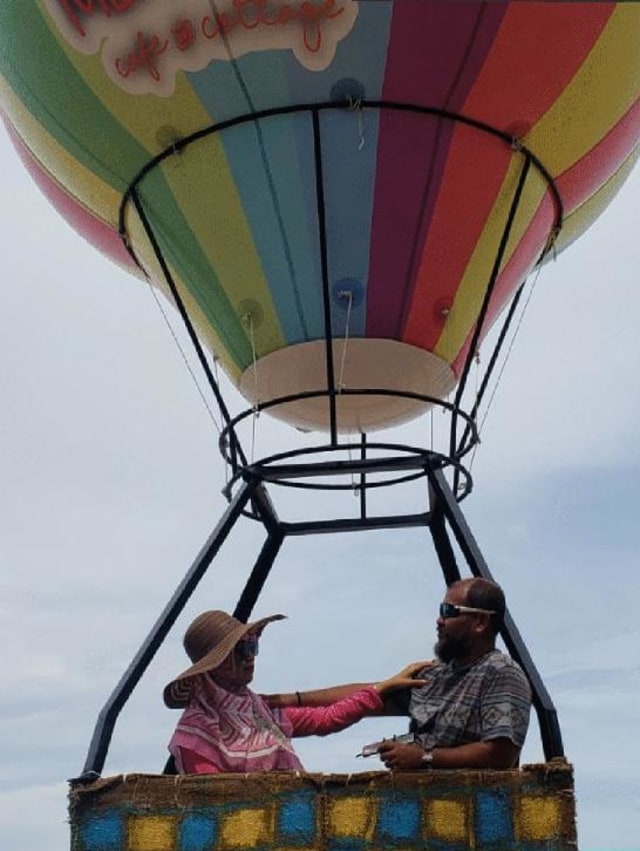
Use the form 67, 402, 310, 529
70, 441, 575, 848
69, 764, 577, 851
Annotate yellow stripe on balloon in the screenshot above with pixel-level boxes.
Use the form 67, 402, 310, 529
1, 74, 242, 377
434, 151, 549, 365
523, 4, 640, 176
0, 74, 120, 228
43, 19, 286, 358
156, 143, 287, 359
38, 10, 211, 155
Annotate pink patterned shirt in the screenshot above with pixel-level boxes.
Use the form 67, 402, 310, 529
169, 674, 382, 774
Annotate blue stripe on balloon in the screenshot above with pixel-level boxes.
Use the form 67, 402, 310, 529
223, 107, 325, 343
185, 1, 394, 345
319, 108, 379, 338
188, 58, 323, 344
282, 1, 394, 338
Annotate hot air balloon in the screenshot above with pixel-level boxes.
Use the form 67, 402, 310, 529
2, 2, 639, 849
3, 0, 639, 437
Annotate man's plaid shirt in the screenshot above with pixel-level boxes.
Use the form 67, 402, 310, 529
386, 649, 531, 749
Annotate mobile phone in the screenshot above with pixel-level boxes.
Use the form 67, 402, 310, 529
357, 732, 415, 757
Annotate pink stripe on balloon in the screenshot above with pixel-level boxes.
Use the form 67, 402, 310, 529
4, 120, 137, 274
556, 95, 640, 214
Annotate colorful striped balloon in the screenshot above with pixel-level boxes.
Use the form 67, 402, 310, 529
1, 1, 639, 431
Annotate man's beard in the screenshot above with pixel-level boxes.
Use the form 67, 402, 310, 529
434, 632, 473, 663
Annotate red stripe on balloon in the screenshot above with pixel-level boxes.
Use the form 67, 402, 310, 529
399, 1, 614, 355
401, 126, 512, 353
366, 1, 507, 339
463, 1, 614, 131
4, 121, 136, 273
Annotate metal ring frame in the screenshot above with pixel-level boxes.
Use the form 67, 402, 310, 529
118, 99, 562, 503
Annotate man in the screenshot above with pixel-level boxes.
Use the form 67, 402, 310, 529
378, 577, 531, 770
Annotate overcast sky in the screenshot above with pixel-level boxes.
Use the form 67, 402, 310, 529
1, 121, 639, 851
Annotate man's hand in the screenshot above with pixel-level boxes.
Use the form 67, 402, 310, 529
378, 740, 426, 770
378, 738, 521, 770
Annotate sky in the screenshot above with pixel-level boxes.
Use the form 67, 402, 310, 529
1, 119, 639, 851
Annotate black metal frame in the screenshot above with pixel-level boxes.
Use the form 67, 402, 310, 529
73, 100, 565, 781
76, 453, 563, 782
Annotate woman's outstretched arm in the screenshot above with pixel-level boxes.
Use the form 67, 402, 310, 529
264, 661, 430, 708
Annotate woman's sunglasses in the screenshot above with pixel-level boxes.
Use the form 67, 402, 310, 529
235, 634, 260, 661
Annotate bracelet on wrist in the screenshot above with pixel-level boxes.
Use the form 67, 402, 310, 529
420, 749, 434, 768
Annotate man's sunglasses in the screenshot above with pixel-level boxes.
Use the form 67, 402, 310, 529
235, 634, 260, 660
439, 602, 495, 619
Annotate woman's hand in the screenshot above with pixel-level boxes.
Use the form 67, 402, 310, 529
374, 660, 432, 695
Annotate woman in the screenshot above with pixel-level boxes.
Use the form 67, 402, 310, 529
164, 609, 426, 773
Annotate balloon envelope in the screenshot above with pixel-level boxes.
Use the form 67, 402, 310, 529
2, 1, 640, 431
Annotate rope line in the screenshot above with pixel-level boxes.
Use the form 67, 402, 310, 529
245, 311, 260, 464
337, 290, 354, 391
348, 96, 365, 151
212, 354, 231, 487
145, 281, 223, 435
337, 289, 356, 490
478, 263, 544, 439
129, 189, 248, 471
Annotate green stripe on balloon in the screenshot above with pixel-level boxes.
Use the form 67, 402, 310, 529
2, 0, 139, 189
132, 166, 255, 370
1, 0, 253, 369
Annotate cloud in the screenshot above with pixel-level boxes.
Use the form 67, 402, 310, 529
0, 782, 70, 850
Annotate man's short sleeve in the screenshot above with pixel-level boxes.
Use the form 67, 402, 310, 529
480, 660, 531, 748
382, 686, 412, 716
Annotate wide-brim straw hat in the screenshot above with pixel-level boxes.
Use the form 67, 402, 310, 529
164, 609, 285, 708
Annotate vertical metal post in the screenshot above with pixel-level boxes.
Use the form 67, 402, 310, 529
359, 433, 367, 520
428, 483, 462, 586
234, 529, 285, 622
312, 108, 338, 444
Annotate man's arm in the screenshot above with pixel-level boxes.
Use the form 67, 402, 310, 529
378, 737, 520, 770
